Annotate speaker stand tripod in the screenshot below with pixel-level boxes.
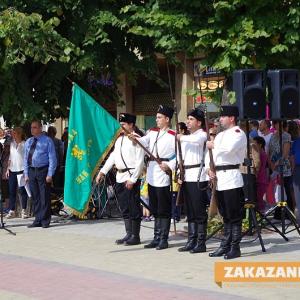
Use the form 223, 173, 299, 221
242, 201, 290, 246
205, 201, 270, 251
241, 203, 266, 252
263, 201, 300, 235
239, 120, 267, 252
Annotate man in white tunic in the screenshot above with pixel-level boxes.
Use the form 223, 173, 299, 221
96, 113, 145, 245
206, 106, 247, 259
177, 108, 209, 253
136, 105, 176, 250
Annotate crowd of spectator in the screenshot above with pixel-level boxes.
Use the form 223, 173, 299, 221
234, 119, 299, 223
1, 118, 300, 226
0, 125, 68, 219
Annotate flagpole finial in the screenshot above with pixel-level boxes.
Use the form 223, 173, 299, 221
66, 76, 74, 85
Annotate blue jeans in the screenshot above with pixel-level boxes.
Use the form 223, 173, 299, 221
8, 170, 28, 211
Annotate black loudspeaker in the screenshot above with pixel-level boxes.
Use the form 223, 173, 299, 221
267, 69, 300, 119
233, 69, 266, 119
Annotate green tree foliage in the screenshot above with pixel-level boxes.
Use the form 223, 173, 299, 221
0, 1, 159, 125
195, 1, 300, 73
1, 1, 300, 124
122, 0, 300, 72
122, 0, 300, 103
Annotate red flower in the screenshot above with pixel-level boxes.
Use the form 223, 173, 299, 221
195, 95, 207, 103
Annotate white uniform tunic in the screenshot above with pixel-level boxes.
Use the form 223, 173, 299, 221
100, 133, 144, 183
138, 128, 176, 187
180, 129, 208, 182
206, 126, 247, 191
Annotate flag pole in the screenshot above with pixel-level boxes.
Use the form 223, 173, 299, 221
66, 76, 74, 84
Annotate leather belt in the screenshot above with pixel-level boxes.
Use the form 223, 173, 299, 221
117, 168, 134, 173
9, 170, 24, 175
183, 163, 201, 170
30, 165, 49, 170
148, 157, 170, 162
215, 164, 240, 171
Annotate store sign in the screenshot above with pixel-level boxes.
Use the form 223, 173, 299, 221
196, 80, 224, 91
194, 61, 224, 92
193, 61, 221, 77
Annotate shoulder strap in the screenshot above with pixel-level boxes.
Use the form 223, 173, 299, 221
120, 135, 132, 176
197, 141, 206, 183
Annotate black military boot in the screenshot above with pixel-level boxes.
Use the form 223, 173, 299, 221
209, 223, 232, 257
115, 219, 132, 244
156, 218, 171, 250
178, 223, 198, 252
190, 223, 207, 253
125, 219, 141, 245
224, 223, 242, 260
144, 218, 161, 248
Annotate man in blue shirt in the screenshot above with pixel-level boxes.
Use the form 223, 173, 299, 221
24, 120, 57, 228
249, 120, 259, 139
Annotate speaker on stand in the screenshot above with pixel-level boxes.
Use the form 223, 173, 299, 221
233, 69, 266, 120
267, 69, 300, 120
232, 69, 288, 252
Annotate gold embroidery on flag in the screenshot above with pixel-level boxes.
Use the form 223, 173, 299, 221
71, 144, 86, 160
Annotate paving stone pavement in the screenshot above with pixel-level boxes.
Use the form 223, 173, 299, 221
0, 216, 300, 299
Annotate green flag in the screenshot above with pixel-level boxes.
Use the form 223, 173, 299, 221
64, 83, 121, 216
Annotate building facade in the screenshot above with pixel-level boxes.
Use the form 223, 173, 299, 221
117, 54, 221, 131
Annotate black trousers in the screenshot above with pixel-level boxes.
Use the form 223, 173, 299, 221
216, 187, 245, 224
148, 184, 172, 218
115, 180, 142, 220
29, 166, 51, 226
183, 181, 208, 224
